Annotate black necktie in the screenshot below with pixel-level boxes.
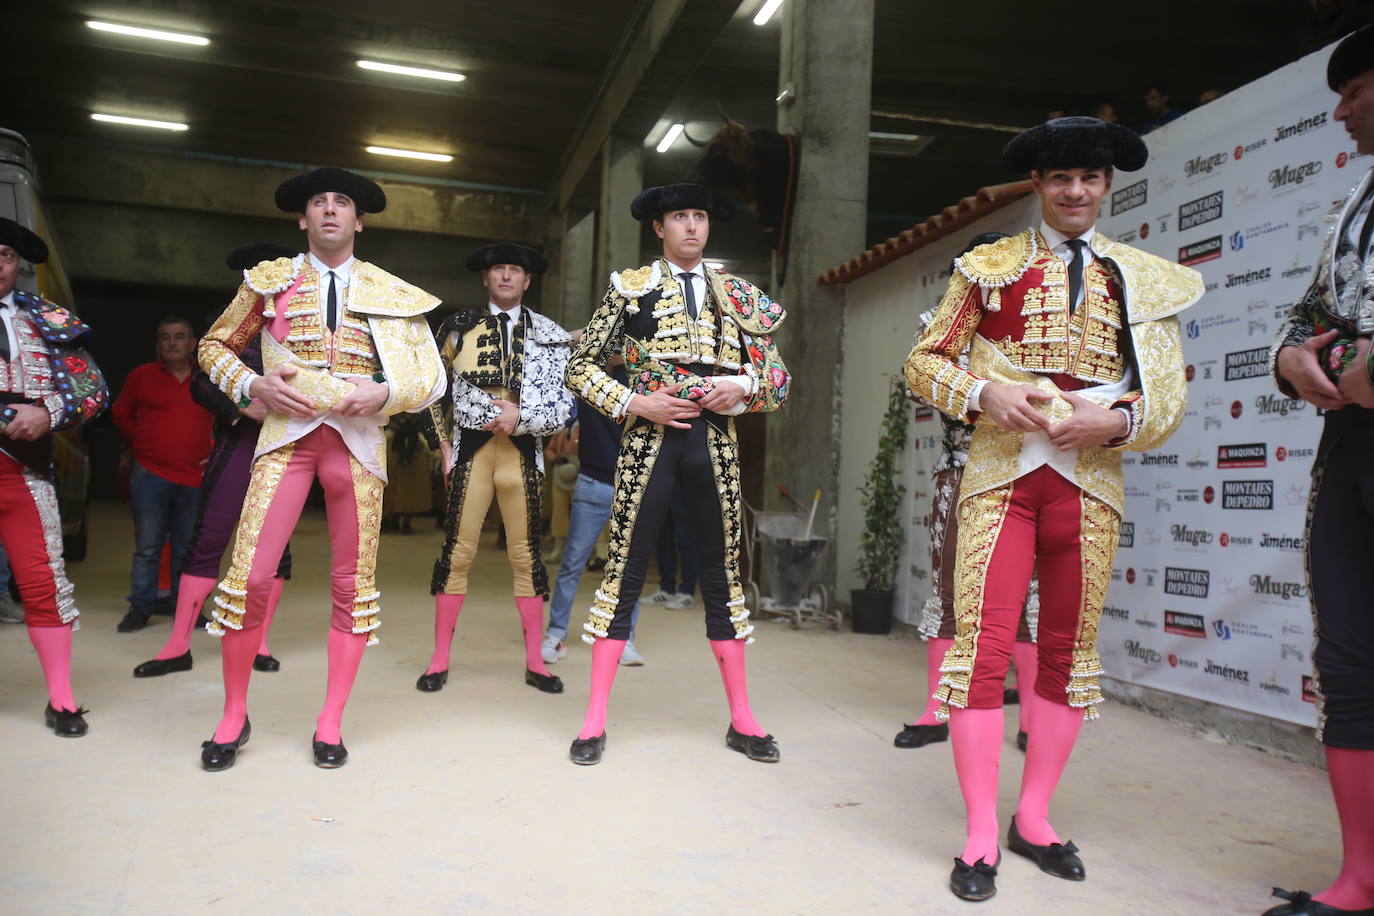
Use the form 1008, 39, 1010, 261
1358, 192, 1374, 258
0, 305, 10, 362
678, 271, 698, 319
326, 271, 338, 331
497, 311, 511, 361
1066, 239, 1087, 312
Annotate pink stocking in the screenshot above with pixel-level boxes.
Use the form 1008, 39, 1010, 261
1014, 693, 1083, 845
213, 624, 260, 742
711, 639, 766, 737
257, 577, 285, 657
316, 628, 367, 745
27, 624, 76, 712
157, 574, 216, 660
914, 638, 953, 725
426, 594, 465, 675
516, 596, 550, 675
951, 706, 1004, 866
1315, 746, 1374, 910
1011, 641, 1038, 734
577, 638, 625, 740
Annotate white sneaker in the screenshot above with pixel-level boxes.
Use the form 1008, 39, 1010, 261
541, 634, 567, 664
0, 594, 23, 624
645, 589, 675, 604
667, 592, 694, 609
619, 641, 645, 666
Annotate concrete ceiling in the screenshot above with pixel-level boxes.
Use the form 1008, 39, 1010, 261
1, 0, 1346, 255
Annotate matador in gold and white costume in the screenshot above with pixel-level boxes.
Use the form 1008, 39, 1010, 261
904, 119, 1201, 900
196, 168, 444, 772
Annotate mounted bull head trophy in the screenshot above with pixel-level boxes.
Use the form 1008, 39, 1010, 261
685, 107, 800, 259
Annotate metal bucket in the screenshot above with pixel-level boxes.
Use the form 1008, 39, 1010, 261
756, 512, 828, 607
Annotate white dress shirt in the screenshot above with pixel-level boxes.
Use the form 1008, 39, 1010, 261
0, 290, 19, 383
310, 252, 355, 328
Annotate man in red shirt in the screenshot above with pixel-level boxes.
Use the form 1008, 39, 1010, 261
112, 317, 214, 632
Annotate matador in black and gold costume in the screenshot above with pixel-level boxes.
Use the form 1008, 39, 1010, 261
905, 119, 1201, 901
419, 243, 574, 695
564, 183, 790, 766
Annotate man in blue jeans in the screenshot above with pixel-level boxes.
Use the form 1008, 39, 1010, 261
111, 317, 214, 632
543, 367, 643, 666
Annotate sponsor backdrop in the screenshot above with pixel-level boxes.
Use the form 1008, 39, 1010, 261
887, 44, 1351, 726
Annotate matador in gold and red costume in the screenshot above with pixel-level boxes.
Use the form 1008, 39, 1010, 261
904, 118, 1201, 901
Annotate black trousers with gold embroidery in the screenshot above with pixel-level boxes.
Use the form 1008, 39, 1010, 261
583, 414, 752, 642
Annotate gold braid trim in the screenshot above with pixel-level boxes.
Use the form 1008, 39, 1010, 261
581, 422, 665, 641
905, 272, 984, 422
1066, 491, 1121, 720
207, 445, 296, 635
706, 419, 753, 640
935, 483, 1015, 719
349, 457, 385, 644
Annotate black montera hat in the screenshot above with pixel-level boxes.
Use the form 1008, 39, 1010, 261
1329, 26, 1374, 92
630, 182, 735, 223
465, 242, 549, 275
1003, 117, 1149, 174
0, 217, 49, 264
225, 242, 296, 271
274, 167, 387, 214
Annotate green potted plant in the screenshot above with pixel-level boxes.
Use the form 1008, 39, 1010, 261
851, 375, 909, 634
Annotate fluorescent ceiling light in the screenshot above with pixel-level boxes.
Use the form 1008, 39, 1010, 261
753, 0, 784, 25
704, 261, 726, 269
357, 60, 465, 82
366, 145, 453, 163
656, 123, 685, 154
91, 113, 188, 131
869, 131, 925, 141
86, 20, 209, 45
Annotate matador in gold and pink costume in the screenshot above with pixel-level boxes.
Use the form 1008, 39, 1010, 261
195, 168, 444, 771
904, 119, 1201, 901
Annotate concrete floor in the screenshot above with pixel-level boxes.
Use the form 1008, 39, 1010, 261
0, 501, 1339, 915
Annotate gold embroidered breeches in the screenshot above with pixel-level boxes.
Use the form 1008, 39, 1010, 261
936, 466, 1118, 721
581, 415, 752, 643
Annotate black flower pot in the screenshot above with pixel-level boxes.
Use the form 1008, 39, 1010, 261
850, 588, 893, 634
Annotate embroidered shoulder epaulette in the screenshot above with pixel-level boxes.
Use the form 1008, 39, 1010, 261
350, 261, 442, 317
1094, 235, 1204, 322
443, 307, 487, 336
15, 290, 92, 346
244, 255, 305, 296
712, 271, 786, 335
526, 311, 573, 345
953, 229, 1038, 289
610, 262, 662, 300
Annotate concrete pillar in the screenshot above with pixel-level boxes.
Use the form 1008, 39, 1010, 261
561, 211, 598, 330
771, 0, 873, 574
595, 134, 645, 289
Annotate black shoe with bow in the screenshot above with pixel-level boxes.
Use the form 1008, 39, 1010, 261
253, 654, 281, 672
312, 734, 348, 768
525, 669, 564, 694
133, 651, 192, 678
569, 733, 605, 765
116, 609, 151, 633
1263, 888, 1374, 915
1007, 816, 1085, 880
894, 722, 949, 748
416, 670, 448, 692
45, 704, 89, 737
725, 724, 780, 762
949, 855, 998, 901
200, 719, 250, 771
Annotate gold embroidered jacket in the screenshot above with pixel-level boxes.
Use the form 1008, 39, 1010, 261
905, 228, 1202, 513
566, 260, 790, 420
199, 255, 445, 462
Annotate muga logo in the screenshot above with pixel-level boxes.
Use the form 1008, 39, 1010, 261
1170, 524, 1213, 546
1124, 640, 1163, 664
1250, 575, 1307, 600
1185, 152, 1228, 178
1255, 394, 1305, 416
1269, 161, 1323, 190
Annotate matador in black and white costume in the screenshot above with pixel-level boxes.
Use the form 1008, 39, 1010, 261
563, 183, 791, 765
